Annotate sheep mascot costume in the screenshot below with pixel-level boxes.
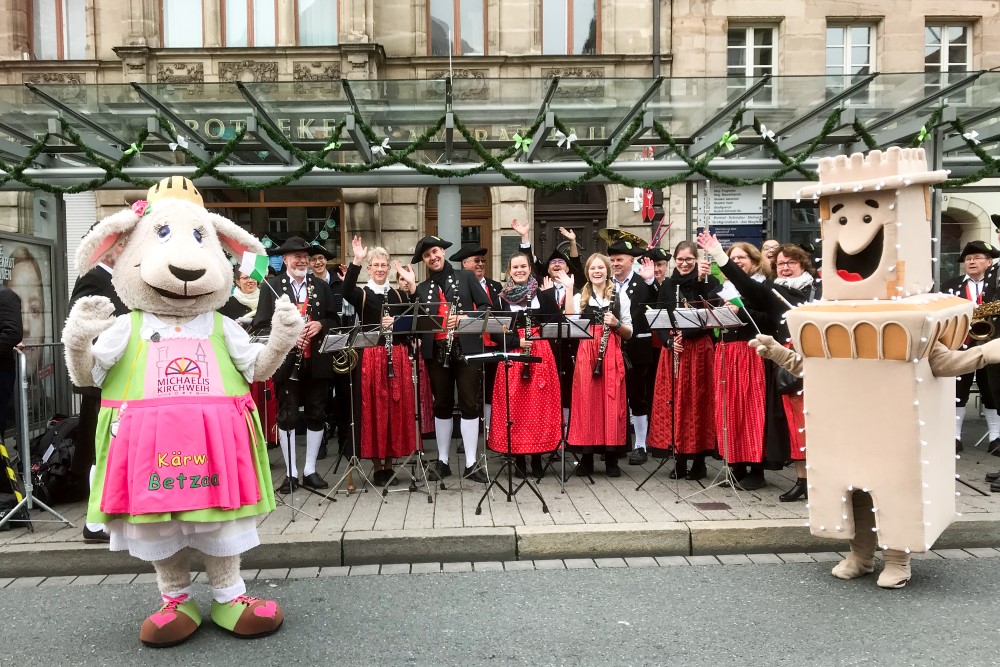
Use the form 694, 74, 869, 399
745, 147, 1000, 588
63, 176, 303, 646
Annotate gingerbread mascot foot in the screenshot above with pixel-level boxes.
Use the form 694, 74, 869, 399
140, 592, 202, 647
211, 595, 284, 638
877, 549, 912, 589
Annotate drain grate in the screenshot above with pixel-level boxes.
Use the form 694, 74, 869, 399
692, 502, 732, 511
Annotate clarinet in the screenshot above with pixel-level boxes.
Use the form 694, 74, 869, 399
382, 301, 395, 379
442, 296, 458, 368
592, 290, 618, 377
521, 309, 533, 381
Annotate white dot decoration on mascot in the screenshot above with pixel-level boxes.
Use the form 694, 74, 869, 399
62, 176, 304, 647
750, 147, 1000, 589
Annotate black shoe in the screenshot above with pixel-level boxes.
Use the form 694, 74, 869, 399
685, 462, 708, 481
266, 440, 279, 450
779, 478, 808, 502
669, 464, 688, 480
513, 460, 527, 479
276, 477, 299, 494
427, 461, 451, 482
386, 471, 400, 487
606, 462, 622, 478
301, 472, 329, 490
628, 448, 648, 465
372, 469, 387, 486
986, 470, 1000, 482
956, 439, 963, 454
317, 444, 328, 461
991, 479, 1000, 493
457, 443, 465, 454
82, 526, 110, 543
989, 439, 1000, 455
729, 464, 749, 481
530, 455, 545, 479
464, 466, 489, 483
738, 470, 767, 491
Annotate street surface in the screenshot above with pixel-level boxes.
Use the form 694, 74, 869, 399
2, 557, 997, 666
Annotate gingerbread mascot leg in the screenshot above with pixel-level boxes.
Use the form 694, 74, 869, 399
141, 549, 202, 647
205, 554, 284, 637
831, 491, 877, 580
878, 550, 912, 589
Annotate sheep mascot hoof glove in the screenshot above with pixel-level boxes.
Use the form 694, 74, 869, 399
765, 147, 995, 590
63, 177, 302, 646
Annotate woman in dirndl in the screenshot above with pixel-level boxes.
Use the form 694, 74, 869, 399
564, 253, 632, 477
487, 251, 563, 478
647, 240, 722, 480
343, 236, 415, 486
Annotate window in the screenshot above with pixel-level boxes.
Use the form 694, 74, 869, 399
32, 0, 87, 59
298, 0, 338, 46
925, 23, 972, 95
225, 0, 277, 47
542, 0, 598, 55
727, 26, 775, 104
162, 0, 204, 48
826, 24, 875, 103
428, 0, 485, 56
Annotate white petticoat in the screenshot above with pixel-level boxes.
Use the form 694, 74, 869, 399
108, 517, 260, 562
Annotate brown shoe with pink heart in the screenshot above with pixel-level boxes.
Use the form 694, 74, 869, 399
139, 593, 202, 647
211, 595, 284, 638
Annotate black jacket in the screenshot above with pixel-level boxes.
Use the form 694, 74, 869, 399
718, 261, 821, 341
942, 270, 994, 347
252, 273, 340, 381
413, 265, 492, 360
618, 272, 663, 365
68, 266, 129, 394
342, 263, 413, 344
0, 286, 22, 374
659, 272, 723, 340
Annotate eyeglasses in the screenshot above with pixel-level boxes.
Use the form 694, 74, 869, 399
675, 257, 697, 264
466, 257, 486, 265
309, 256, 327, 263
776, 260, 800, 268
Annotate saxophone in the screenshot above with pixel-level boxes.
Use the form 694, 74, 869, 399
592, 290, 618, 377
970, 300, 1000, 341
521, 309, 533, 381
382, 301, 395, 379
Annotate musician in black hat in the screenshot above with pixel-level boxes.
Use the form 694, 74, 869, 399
943, 240, 1000, 457
252, 236, 341, 492
450, 243, 502, 434
645, 247, 672, 287
397, 236, 492, 483
607, 238, 659, 465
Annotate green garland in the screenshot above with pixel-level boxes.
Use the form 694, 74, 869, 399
0, 106, 994, 195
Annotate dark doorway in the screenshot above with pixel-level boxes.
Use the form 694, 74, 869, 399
534, 183, 608, 260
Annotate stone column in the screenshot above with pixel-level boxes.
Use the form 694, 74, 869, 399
277, 0, 296, 46
203, 0, 222, 48
0, 0, 31, 60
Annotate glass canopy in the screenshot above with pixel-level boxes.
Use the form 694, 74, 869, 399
0, 72, 996, 189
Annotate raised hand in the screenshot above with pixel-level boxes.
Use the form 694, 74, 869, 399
351, 235, 367, 265
637, 256, 655, 281
541, 276, 554, 291
394, 261, 417, 293
697, 260, 711, 280
558, 227, 576, 242
554, 268, 574, 291
696, 229, 721, 253
511, 218, 530, 242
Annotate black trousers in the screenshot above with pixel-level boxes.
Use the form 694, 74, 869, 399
957, 366, 994, 409
275, 363, 330, 431
69, 393, 100, 483
428, 358, 481, 420
625, 359, 658, 417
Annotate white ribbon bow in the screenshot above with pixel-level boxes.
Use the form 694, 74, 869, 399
759, 123, 775, 142
555, 129, 577, 149
370, 138, 391, 157
168, 135, 189, 152
963, 130, 981, 145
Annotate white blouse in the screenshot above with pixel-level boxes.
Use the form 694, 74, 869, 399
572, 291, 633, 329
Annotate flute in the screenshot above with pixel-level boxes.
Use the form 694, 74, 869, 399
382, 301, 395, 379
593, 290, 618, 377
442, 296, 459, 368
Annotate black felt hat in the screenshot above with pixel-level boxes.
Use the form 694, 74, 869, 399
268, 236, 313, 256
644, 247, 671, 262
607, 239, 645, 257
307, 242, 336, 260
959, 240, 1000, 261
991, 214, 1000, 231
449, 244, 488, 263
410, 235, 453, 264
545, 248, 572, 267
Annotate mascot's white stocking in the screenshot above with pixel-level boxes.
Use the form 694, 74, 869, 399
63, 177, 302, 646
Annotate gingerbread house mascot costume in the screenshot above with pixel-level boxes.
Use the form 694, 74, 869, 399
750, 147, 1000, 588
62, 176, 303, 645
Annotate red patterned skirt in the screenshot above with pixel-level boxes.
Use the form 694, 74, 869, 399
359, 344, 416, 460
487, 335, 561, 455
648, 335, 716, 456
249, 379, 277, 445
782, 393, 807, 461
714, 342, 766, 464
567, 326, 628, 452
418, 342, 434, 435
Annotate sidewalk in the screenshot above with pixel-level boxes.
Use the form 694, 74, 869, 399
3, 424, 1000, 577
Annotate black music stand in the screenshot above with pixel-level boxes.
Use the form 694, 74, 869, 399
528, 311, 595, 491
274, 337, 320, 522
465, 311, 548, 514
382, 301, 443, 503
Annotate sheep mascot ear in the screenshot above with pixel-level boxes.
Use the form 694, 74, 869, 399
208, 212, 266, 258
76, 206, 141, 274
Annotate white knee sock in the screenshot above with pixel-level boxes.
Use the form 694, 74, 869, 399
435, 417, 453, 464
461, 418, 479, 469
633, 415, 648, 450
86, 466, 104, 533
955, 406, 966, 441
279, 429, 298, 478
303, 429, 324, 477
986, 408, 1000, 441
484, 404, 492, 430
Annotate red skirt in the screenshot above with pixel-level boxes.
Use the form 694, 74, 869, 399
418, 342, 434, 436
487, 335, 561, 455
714, 342, 766, 464
648, 335, 716, 455
249, 379, 277, 445
359, 344, 416, 460
567, 326, 628, 451
782, 393, 807, 461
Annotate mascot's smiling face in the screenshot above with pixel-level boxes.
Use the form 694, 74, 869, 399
802, 148, 947, 301
77, 176, 263, 318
